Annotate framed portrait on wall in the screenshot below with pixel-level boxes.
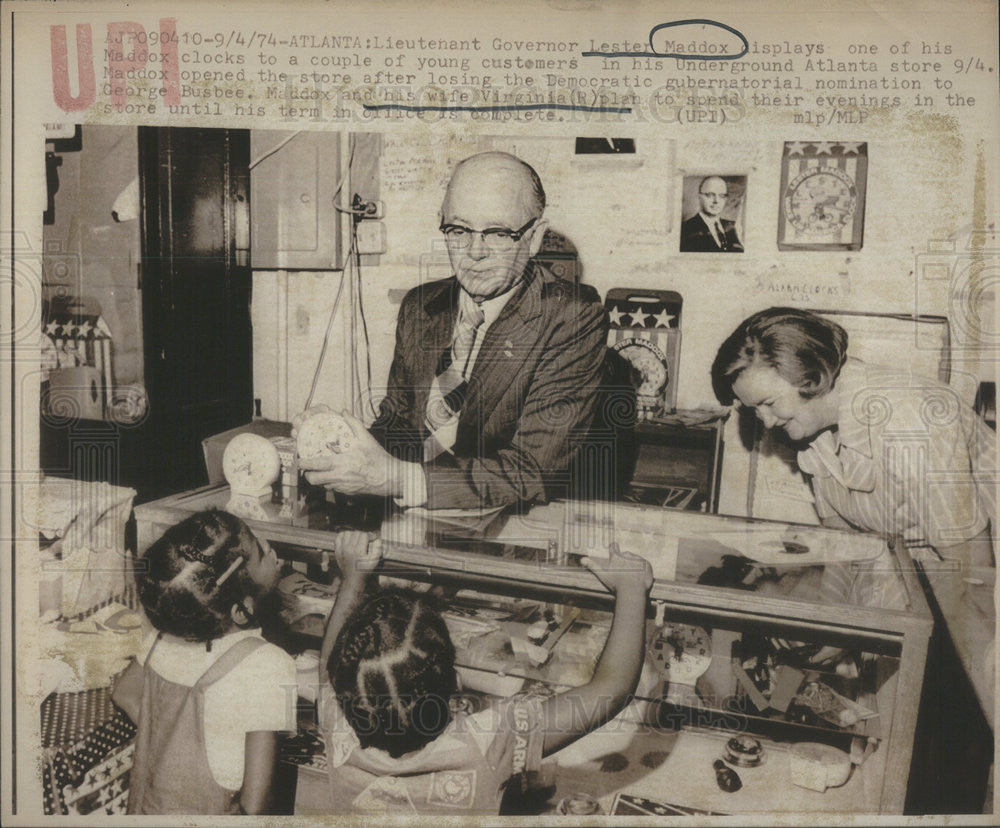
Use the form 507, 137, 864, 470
679, 174, 746, 253
778, 141, 868, 250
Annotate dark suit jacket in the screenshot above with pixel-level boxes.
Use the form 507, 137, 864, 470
680, 213, 744, 252
370, 263, 610, 509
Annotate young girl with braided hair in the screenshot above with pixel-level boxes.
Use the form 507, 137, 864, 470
125, 509, 296, 815
318, 540, 653, 815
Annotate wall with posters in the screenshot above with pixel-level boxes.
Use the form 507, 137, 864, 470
41, 126, 144, 396
253, 128, 989, 407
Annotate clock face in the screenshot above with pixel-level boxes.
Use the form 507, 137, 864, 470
648, 623, 712, 685
296, 410, 354, 462
784, 167, 856, 234
614, 339, 668, 399
223, 433, 282, 498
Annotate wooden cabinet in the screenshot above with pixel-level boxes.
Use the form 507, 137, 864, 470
134, 490, 930, 815
250, 131, 343, 270
137, 127, 254, 498
627, 414, 726, 513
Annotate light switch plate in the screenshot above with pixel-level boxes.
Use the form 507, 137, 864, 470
355, 221, 387, 255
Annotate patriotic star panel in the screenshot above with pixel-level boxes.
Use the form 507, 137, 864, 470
41, 311, 114, 421
605, 288, 683, 416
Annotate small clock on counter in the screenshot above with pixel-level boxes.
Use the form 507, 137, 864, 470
222, 433, 283, 521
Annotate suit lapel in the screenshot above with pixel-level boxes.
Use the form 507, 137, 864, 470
413, 280, 459, 421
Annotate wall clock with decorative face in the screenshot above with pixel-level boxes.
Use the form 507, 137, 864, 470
223, 433, 282, 521
784, 167, 856, 235
777, 141, 868, 251
605, 289, 683, 416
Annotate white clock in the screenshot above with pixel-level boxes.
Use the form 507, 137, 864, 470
296, 410, 354, 463
648, 622, 713, 705
223, 433, 282, 521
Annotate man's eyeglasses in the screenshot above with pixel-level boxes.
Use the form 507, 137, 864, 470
439, 217, 538, 252
699, 191, 728, 201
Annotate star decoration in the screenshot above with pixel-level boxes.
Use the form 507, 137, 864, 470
77, 321, 93, 337
628, 307, 650, 327
839, 141, 863, 154
44, 320, 60, 335
66, 323, 80, 336
608, 305, 625, 326
813, 141, 834, 155
653, 309, 675, 328
786, 141, 808, 156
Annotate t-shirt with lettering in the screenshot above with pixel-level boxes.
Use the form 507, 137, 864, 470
318, 684, 545, 815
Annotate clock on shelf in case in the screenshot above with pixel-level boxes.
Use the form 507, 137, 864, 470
223, 433, 282, 521
648, 622, 713, 706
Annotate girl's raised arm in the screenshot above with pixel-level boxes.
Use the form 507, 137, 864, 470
318, 532, 381, 684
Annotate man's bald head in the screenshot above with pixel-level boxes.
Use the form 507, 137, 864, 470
442, 152, 546, 222
697, 175, 729, 218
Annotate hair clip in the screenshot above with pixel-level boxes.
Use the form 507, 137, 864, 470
180, 547, 214, 566
214, 556, 245, 587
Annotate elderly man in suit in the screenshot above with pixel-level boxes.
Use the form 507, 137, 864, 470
297, 152, 610, 510
680, 175, 744, 252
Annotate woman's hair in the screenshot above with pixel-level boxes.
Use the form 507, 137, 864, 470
711, 307, 849, 404
329, 589, 458, 758
136, 509, 265, 642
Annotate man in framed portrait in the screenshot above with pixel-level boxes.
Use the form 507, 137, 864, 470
680, 175, 744, 253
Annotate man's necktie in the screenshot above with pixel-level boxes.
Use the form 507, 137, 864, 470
451, 304, 485, 379
424, 304, 486, 457
716, 219, 728, 250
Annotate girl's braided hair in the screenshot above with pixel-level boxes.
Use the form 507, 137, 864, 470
137, 509, 263, 642
329, 589, 458, 757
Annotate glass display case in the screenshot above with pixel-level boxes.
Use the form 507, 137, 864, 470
134, 487, 931, 815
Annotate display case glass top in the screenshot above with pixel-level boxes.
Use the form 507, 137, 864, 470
135, 485, 931, 814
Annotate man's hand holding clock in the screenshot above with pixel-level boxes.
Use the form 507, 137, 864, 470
293, 406, 416, 499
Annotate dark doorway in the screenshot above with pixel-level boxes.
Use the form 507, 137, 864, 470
40, 127, 253, 502
136, 127, 253, 500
